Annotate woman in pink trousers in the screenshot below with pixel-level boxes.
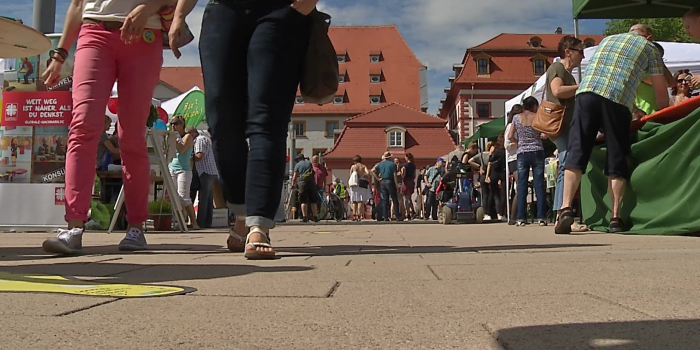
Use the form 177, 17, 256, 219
42, 0, 173, 255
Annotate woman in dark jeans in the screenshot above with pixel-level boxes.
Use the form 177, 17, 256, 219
507, 96, 547, 227
171, 0, 316, 259
485, 133, 507, 221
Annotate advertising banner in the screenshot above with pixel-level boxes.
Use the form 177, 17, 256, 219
1, 91, 72, 126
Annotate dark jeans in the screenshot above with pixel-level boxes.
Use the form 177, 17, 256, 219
196, 172, 217, 228
380, 179, 399, 220
426, 191, 438, 220
486, 173, 505, 217
190, 164, 201, 206
200, 0, 311, 229
517, 151, 547, 222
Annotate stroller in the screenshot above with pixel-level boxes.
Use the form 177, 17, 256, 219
437, 159, 485, 225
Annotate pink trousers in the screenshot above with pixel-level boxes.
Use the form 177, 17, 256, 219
65, 24, 163, 224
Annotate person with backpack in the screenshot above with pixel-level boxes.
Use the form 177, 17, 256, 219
292, 154, 318, 223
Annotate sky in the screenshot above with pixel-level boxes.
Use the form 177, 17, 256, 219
4, 0, 609, 114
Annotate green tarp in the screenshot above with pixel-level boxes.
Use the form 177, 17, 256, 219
581, 108, 700, 235
462, 116, 505, 147
573, 0, 695, 19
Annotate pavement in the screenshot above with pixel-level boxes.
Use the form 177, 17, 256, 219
1, 222, 700, 349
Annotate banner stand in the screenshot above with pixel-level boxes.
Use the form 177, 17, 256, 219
108, 128, 188, 233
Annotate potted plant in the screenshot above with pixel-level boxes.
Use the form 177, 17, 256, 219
148, 198, 172, 231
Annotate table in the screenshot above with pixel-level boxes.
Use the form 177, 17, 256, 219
96, 171, 164, 203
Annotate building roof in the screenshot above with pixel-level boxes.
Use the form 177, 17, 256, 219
469, 33, 605, 52
455, 33, 605, 85
160, 67, 204, 93
294, 25, 425, 115
324, 103, 457, 160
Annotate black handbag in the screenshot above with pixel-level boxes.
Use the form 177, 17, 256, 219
299, 9, 339, 105
358, 178, 369, 189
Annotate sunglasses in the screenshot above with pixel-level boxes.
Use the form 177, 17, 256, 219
570, 48, 584, 53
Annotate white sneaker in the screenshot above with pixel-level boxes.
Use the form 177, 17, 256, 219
497, 215, 504, 221
483, 215, 492, 221
42, 228, 83, 255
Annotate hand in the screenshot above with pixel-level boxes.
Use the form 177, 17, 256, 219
632, 109, 647, 121
485, 177, 491, 183
290, 0, 319, 15
479, 169, 484, 175
169, 16, 185, 59
121, 4, 152, 44
42, 59, 63, 87
691, 75, 700, 89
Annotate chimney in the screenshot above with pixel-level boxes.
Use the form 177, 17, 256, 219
555, 27, 563, 34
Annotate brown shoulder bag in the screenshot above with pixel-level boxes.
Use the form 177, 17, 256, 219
532, 74, 566, 137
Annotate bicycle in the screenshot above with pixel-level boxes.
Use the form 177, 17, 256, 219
316, 188, 344, 222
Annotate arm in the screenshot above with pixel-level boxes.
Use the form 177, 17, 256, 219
467, 155, 481, 170
193, 138, 204, 161
56, 0, 84, 53
650, 74, 670, 110
175, 134, 193, 153
550, 77, 578, 99
393, 172, 399, 189
508, 123, 517, 144
104, 140, 120, 156
400, 166, 406, 178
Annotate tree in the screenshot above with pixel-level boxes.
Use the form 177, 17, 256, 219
604, 18, 694, 42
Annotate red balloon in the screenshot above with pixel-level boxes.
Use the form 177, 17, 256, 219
157, 107, 168, 123
107, 98, 118, 114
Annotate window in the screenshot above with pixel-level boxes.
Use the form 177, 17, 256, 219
531, 40, 540, 47
476, 103, 490, 118
312, 148, 328, 157
338, 75, 345, 83
333, 96, 344, 105
534, 59, 545, 75
294, 96, 304, 105
370, 75, 381, 83
389, 130, 403, 147
477, 58, 489, 74
370, 55, 380, 63
292, 121, 306, 137
370, 96, 381, 105
325, 121, 339, 137
337, 54, 346, 63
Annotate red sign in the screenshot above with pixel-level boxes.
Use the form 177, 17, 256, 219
54, 186, 66, 206
2, 91, 72, 127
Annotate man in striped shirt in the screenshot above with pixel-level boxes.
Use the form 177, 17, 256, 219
556, 24, 668, 235
189, 128, 219, 228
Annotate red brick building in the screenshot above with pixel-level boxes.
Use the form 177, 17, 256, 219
324, 103, 459, 183
439, 32, 605, 142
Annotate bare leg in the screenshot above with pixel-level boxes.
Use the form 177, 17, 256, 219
561, 169, 583, 209
608, 176, 626, 218
301, 203, 309, 219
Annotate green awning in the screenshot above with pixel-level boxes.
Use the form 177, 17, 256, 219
573, 0, 695, 19
461, 116, 505, 147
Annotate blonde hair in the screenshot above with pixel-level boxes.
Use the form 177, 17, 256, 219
485, 141, 494, 152
169, 115, 185, 125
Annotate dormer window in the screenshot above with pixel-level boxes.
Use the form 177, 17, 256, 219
333, 96, 344, 105
294, 96, 304, 105
337, 55, 346, 63
369, 67, 383, 83
534, 59, 545, 75
370, 75, 381, 83
584, 38, 596, 48
529, 36, 543, 48
370, 96, 381, 105
339, 67, 348, 83
369, 50, 382, 63
385, 126, 406, 148
370, 86, 383, 105
337, 51, 348, 63
338, 75, 346, 83
334, 88, 347, 105
474, 53, 491, 75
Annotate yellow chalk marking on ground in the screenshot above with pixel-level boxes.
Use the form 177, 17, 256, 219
0, 272, 196, 298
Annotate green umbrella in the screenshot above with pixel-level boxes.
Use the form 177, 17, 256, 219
462, 116, 506, 147
573, 0, 694, 19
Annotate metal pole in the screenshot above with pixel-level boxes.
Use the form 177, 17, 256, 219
574, 17, 584, 225
33, 0, 57, 34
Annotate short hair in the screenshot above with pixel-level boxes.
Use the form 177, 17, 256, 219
557, 35, 583, 58
185, 126, 197, 134
684, 6, 700, 19
352, 155, 362, 163
630, 23, 653, 37
522, 96, 539, 112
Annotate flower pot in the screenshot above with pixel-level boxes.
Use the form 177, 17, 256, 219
151, 215, 172, 231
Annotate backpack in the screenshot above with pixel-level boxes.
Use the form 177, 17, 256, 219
299, 10, 339, 105
300, 168, 315, 183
